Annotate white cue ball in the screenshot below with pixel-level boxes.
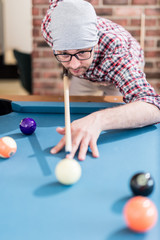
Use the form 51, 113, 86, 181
55, 158, 82, 185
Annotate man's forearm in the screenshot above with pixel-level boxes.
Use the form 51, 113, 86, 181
98, 101, 160, 131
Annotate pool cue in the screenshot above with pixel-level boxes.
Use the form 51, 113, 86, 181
140, 13, 145, 50
63, 67, 72, 153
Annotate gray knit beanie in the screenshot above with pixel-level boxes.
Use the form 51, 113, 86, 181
49, 0, 99, 50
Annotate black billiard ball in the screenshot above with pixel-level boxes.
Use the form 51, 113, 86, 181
130, 172, 155, 196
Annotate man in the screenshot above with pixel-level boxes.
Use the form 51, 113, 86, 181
42, 0, 160, 160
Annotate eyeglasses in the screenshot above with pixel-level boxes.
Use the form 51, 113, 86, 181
53, 47, 94, 62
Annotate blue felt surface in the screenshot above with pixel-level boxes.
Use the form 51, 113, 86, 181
0, 102, 159, 240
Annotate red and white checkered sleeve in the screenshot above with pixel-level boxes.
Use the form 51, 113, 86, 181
96, 34, 160, 109
105, 53, 160, 109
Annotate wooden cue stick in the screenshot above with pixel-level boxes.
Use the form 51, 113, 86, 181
140, 13, 145, 50
63, 68, 72, 153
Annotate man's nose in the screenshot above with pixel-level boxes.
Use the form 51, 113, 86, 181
68, 56, 81, 69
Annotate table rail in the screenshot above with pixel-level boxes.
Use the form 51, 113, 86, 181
0, 95, 123, 103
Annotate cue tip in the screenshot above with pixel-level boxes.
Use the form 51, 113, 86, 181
66, 151, 71, 155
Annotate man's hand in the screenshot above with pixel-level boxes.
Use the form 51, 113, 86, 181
50, 112, 102, 160
51, 101, 160, 161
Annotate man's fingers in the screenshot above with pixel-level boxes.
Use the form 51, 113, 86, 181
78, 136, 90, 161
66, 131, 83, 160
90, 140, 99, 158
56, 127, 65, 135
53, 123, 100, 160
67, 135, 99, 161
50, 137, 65, 154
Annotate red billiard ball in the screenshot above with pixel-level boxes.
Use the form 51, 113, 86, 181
130, 172, 154, 196
0, 136, 17, 158
19, 118, 36, 135
123, 196, 158, 233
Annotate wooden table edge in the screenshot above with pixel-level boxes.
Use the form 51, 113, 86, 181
0, 95, 123, 103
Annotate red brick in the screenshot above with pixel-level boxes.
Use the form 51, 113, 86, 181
130, 18, 156, 27
145, 51, 160, 58
145, 40, 155, 47
145, 62, 154, 68
146, 72, 160, 79
95, 8, 112, 16
145, 8, 160, 16
156, 62, 160, 68
112, 19, 128, 27
42, 7, 48, 15
128, 29, 141, 38
33, 80, 63, 95
33, 19, 43, 27
103, 0, 128, 4
130, 19, 141, 26
86, 0, 100, 6
37, 41, 49, 48
145, 19, 157, 26
32, 7, 40, 16
42, 51, 54, 58
32, 51, 40, 58
32, 0, 49, 5
42, 71, 60, 79
33, 28, 41, 37
32, 72, 41, 78
114, 7, 142, 16
36, 82, 56, 89
33, 61, 58, 69
146, 29, 160, 37
132, 0, 157, 4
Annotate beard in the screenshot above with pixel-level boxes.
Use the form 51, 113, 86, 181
67, 67, 88, 77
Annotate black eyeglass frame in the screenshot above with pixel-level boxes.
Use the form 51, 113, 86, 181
53, 47, 94, 62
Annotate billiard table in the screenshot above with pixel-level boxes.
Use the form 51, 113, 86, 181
0, 95, 159, 240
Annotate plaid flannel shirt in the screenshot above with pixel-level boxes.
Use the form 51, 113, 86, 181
42, 0, 160, 109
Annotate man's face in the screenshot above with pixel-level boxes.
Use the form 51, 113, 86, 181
54, 47, 95, 77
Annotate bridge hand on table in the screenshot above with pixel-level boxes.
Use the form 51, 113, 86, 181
50, 112, 102, 161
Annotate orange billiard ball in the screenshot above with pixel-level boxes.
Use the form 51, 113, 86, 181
123, 196, 158, 233
0, 136, 17, 158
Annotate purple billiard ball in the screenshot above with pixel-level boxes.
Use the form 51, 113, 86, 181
19, 118, 36, 135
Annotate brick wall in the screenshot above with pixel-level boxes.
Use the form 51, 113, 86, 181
32, 0, 160, 95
